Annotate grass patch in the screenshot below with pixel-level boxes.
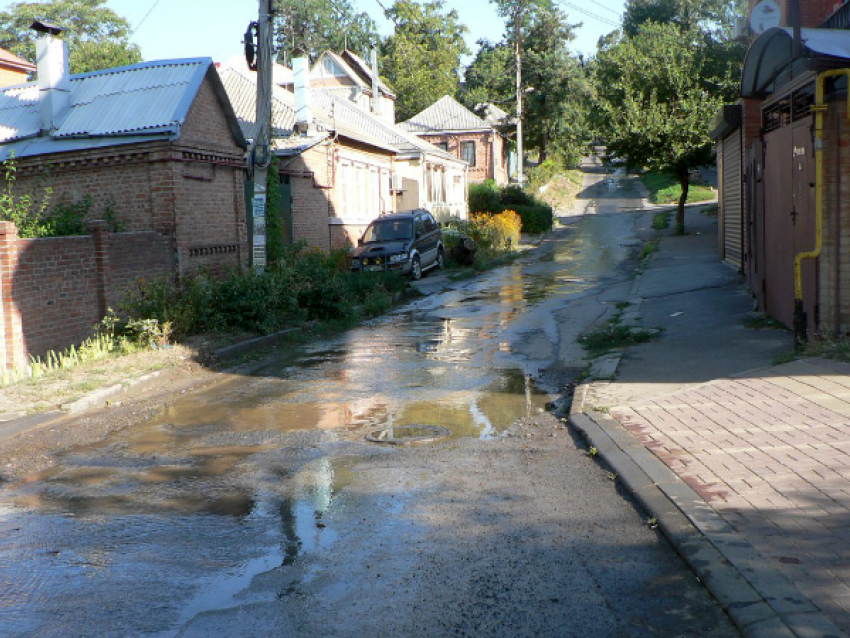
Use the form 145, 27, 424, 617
742, 313, 786, 331
578, 313, 660, 358
641, 172, 716, 205
652, 211, 671, 231
639, 239, 659, 262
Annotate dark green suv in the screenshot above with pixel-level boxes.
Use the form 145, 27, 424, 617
350, 209, 444, 280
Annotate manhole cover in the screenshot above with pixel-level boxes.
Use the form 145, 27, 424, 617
366, 424, 451, 445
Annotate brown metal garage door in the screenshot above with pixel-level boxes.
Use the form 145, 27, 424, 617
721, 130, 743, 267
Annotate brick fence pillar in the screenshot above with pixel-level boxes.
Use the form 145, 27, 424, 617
0, 221, 24, 370
87, 220, 111, 319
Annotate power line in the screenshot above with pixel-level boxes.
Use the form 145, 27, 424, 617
130, 0, 161, 37
559, 1, 619, 27
594, 2, 623, 17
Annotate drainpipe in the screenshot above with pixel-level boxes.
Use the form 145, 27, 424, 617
794, 69, 850, 344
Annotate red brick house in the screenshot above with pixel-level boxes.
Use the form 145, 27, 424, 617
0, 32, 247, 369
714, 0, 850, 339
401, 95, 511, 186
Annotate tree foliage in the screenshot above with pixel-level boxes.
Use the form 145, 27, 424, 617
380, 0, 469, 122
463, 0, 589, 166
273, 0, 378, 63
0, 0, 141, 74
593, 22, 737, 231
622, 0, 748, 40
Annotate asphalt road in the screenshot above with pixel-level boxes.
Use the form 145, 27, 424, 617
0, 168, 742, 637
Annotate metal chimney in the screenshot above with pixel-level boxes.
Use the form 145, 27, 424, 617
292, 55, 313, 133
371, 46, 382, 118
31, 20, 71, 134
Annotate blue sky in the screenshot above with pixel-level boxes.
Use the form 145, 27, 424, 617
5, 0, 626, 64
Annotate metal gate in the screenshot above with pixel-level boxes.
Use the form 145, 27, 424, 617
720, 130, 743, 267
760, 114, 817, 331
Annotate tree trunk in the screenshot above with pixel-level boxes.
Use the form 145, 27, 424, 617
540, 129, 549, 164
676, 172, 689, 234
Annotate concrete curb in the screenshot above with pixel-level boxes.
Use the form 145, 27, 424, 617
567, 407, 847, 638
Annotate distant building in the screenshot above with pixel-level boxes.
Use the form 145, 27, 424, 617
401, 95, 512, 186
0, 47, 35, 87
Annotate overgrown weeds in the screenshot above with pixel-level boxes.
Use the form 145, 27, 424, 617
578, 311, 660, 358
652, 211, 671, 231
121, 242, 411, 339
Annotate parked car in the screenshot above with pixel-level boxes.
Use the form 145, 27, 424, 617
350, 209, 444, 280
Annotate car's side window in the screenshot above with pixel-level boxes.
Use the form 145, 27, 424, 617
423, 214, 437, 233
415, 216, 426, 237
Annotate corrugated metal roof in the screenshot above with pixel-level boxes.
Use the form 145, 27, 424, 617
0, 57, 223, 147
340, 49, 396, 98
56, 59, 209, 138
311, 89, 462, 163
401, 95, 492, 134
0, 83, 39, 143
218, 66, 298, 140
219, 66, 398, 155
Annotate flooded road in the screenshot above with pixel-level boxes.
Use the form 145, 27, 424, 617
0, 197, 741, 636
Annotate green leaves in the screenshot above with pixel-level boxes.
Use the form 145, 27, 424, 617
273, 0, 378, 62
0, 0, 141, 74
380, 1, 469, 122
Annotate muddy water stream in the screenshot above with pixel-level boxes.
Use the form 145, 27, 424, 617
0, 214, 636, 637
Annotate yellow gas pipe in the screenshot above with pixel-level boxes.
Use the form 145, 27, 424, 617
793, 69, 850, 343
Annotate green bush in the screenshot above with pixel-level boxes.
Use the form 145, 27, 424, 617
499, 185, 535, 207
468, 180, 502, 214
512, 203, 554, 234
526, 157, 564, 192
121, 243, 408, 337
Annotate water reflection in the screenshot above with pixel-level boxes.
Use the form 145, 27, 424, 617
0, 214, 637, 637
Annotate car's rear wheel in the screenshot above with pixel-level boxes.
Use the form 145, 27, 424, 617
411, 255, 422, 280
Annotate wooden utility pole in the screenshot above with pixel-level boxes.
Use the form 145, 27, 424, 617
515, 9, 524, 184
251, 0, 274, 270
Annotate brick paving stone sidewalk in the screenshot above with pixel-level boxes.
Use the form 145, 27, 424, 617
609, 357, 850, 633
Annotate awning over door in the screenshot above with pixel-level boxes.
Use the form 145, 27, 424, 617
741, 28, 850, 99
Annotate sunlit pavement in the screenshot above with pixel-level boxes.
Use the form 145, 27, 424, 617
571, 206, 849, 637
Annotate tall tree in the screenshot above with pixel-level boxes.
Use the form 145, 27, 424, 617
593, 22, 738, 232
521, 6, 587, 163
273, 0, 378, 63
380, 0, 469, 122
489, 0, 556, 181
622, 0, 748, 39
461, 40, 513, 111
0, 0, 141, 74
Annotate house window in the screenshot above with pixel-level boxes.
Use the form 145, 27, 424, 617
321, 56, 347, 77
461, 141, 476, 167
435, 142, 448, 152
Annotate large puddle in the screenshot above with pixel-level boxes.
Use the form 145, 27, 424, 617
0, 214, 637, 637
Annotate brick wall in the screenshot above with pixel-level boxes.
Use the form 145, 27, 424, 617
108, 231, 177, 308
419, 131, 495, 183
0, 221, 177, 369
818, 99, 850, 337
284, 145, 333, 252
